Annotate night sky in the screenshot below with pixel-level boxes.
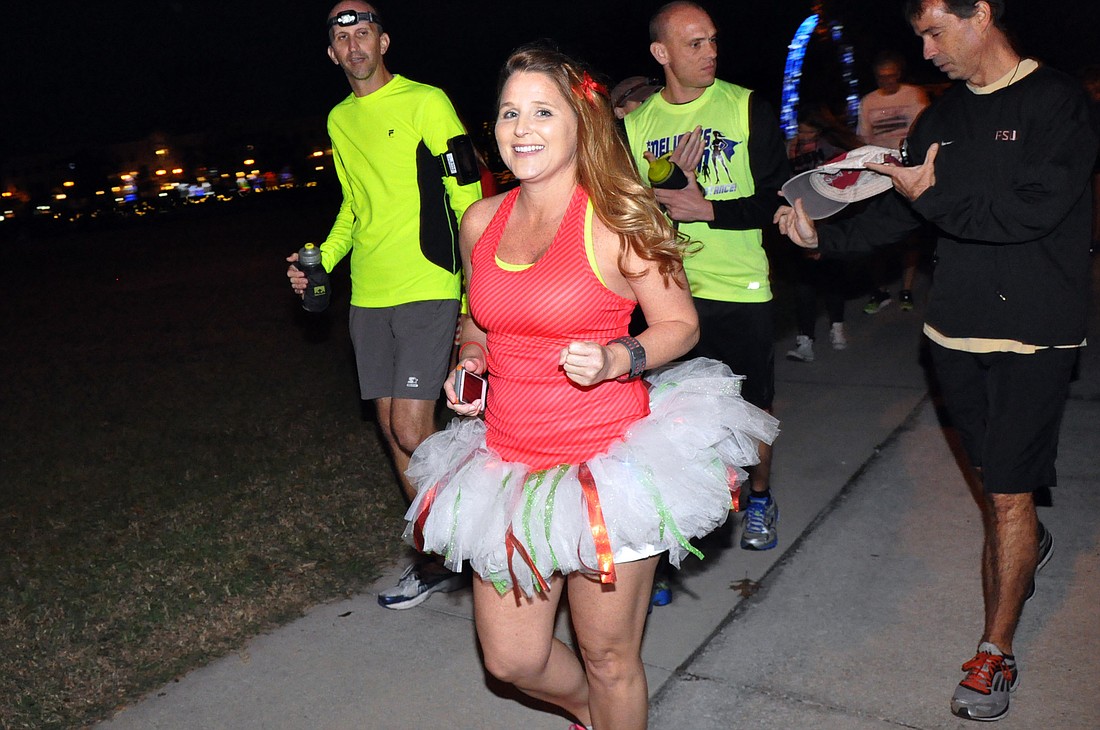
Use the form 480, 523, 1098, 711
3, 0, 1097, 161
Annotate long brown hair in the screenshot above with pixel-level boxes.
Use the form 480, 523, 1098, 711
497, 43, 689, 284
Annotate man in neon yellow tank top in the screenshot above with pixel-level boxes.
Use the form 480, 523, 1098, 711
625, 1, 790, 563
286, 1, 481, 610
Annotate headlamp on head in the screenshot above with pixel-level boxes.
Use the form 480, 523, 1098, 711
327, 10, 381, 29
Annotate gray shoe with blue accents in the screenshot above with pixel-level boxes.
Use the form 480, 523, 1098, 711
377, 561, 466, 610
740, 492, 778, 551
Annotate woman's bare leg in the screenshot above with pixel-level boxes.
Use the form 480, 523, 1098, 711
472, 575, 592, 725
567, 556, 659, 730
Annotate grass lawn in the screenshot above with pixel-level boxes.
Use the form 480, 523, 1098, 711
0, 190, 412, 729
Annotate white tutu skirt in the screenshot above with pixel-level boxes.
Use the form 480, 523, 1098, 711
403, 358, 779, 596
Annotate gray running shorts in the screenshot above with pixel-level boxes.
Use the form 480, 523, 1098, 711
349, 300, 460, 401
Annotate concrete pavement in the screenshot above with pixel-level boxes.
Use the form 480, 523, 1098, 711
648, 396, 1100, 729
100, 260, 1100, 729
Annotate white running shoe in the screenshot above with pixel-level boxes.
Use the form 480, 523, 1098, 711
785, 335, 814, 362
830, 322, 848, 350
376, 562, 466, 610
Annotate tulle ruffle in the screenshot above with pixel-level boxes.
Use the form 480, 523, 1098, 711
403, 358, 779, 596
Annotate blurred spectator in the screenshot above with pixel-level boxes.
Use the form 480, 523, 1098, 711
788, 105, 863, 172
785, 106, 861, 363
610, 75, 663, 120
857, 50, 930, 314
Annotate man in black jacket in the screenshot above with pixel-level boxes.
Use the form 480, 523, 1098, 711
776, 0, 1096, 722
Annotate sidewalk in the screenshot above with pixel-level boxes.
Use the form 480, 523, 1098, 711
649, 397, 1100, 729
100, 264, 1100, 729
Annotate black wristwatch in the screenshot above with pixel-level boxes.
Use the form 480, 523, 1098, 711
609, 335, 646, 380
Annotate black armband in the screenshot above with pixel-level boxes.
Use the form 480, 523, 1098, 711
438, 135, 481, 186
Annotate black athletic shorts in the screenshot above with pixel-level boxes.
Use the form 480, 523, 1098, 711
930, 342, 1077, 494
685, 298, 775, 410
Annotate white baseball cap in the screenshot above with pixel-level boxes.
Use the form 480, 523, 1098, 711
781, 145, 903, 219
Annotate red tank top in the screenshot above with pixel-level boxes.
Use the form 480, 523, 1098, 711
469, 185, 649, 469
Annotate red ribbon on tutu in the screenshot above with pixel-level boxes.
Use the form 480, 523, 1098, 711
412, 450, 480, 552
505, 525, 551, 600
578, 462, 617, 585
727, 465, 743, 513
412, 485, 438, 552
417, 457, 619, 595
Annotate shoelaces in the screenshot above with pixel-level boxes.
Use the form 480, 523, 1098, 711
745, 498, 769, 532
960, 652, 1014, 692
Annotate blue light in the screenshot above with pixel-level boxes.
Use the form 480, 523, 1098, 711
781, 13, 862, 139
829, 22, 861, 125
780, 14, 818, 140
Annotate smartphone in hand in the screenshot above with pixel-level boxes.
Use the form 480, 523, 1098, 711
454, 369, 486, 404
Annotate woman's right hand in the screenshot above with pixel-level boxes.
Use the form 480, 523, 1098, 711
559, 341, 613, 386
445, 361, 485, 416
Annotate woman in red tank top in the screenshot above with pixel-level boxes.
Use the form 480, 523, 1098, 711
404, 44, 777, 730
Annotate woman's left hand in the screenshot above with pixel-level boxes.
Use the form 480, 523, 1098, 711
559, 341, 613, 386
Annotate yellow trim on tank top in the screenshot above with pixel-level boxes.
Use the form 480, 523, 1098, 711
583, 200, 606, 287
494, 200, 606, 286
495, 257, 531, 271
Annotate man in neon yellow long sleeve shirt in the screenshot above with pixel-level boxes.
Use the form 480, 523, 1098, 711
287, 2, 481, 610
